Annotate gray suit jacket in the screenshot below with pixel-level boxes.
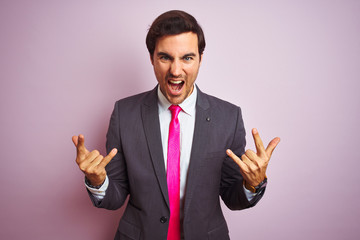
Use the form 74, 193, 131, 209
89, 86, 265, 240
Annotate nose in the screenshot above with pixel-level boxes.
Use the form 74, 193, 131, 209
169, 59, 182, 77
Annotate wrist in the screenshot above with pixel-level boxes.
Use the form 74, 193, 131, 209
244, 177, 267, 193
85, 177, 105, 189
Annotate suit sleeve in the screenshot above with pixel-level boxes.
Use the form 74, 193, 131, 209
219, 107, 266, 210
88, 101, 130, 210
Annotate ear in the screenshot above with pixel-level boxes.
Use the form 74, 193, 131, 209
199, 53, 204, 65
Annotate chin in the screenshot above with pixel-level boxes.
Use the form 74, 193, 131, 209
168, 96, 185, 105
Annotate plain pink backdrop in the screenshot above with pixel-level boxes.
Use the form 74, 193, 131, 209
1, 1, 359, 239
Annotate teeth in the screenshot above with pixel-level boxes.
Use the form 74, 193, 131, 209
169, 80, 183, 84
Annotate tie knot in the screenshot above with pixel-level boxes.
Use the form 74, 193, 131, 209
169, 105, 182, 119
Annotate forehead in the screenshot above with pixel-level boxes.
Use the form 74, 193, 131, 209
154, 32, 199, 54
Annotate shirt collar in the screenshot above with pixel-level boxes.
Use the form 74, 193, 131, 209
157, 85, 197, 116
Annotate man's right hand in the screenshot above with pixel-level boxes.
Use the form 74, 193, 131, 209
72, 134, 117, 187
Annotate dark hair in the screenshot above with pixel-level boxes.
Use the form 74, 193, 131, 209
146, 10, 206, 58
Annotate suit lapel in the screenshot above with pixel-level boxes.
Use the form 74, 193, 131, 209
183, 87, 211, 216
141, 87, 170, 209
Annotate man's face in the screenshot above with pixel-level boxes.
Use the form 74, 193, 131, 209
151, 32, 202, 105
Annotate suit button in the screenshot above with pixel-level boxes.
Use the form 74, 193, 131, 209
160, 216, 167, 223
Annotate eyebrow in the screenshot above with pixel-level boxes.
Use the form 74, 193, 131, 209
183, 53, 196, 58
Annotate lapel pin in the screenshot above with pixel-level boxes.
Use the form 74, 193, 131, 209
206, 117, 211, 122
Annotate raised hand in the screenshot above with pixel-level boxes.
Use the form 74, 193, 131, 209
72, 134, 117, 186
226, 128, 280, 187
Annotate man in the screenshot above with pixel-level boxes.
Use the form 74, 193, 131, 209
73, 10, 280, 240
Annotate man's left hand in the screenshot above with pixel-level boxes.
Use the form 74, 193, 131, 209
226, 128, 280, 187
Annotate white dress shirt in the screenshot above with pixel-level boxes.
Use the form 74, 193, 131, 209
157, 86, 197, 220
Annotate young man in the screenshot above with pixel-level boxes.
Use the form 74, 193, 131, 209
73, 10, 280, 240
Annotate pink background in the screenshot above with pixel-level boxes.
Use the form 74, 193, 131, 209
1, 0, 359, 239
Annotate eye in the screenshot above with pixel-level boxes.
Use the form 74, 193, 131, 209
184, 56, 193, 61
160, 55, 170, 61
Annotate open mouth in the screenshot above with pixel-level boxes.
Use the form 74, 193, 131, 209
168, 79, 185, 93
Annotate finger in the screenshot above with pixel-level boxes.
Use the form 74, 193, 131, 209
241, 153, 254, 167
74, 134, 89, 157
81, 155, 103, 173
86, 149, 101, 162
78, 149, 100, 165
252, 128, 266, 157
98, 148, 118, 168
265, 137, 281, 157
244, 149, 258, 163
90, 154, 104, 167
78, 149, 100, 171
226, 149, 249, 173
77, 134, 86, 151
72, 135, 78, 147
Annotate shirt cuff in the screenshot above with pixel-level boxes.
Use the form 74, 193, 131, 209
85, 175, 109, 200
243, 184, 256, 201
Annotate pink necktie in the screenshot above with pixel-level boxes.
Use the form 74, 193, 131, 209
167, 105, 181, 240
